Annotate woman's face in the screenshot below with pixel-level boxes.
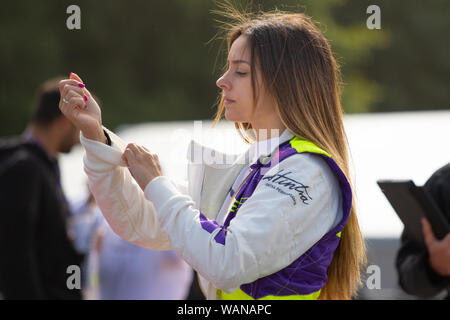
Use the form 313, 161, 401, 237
216, 35, 276, 126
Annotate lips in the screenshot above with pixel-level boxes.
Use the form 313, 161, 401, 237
224, 97, 235, 105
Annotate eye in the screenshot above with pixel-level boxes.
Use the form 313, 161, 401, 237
235, 71, 248, 76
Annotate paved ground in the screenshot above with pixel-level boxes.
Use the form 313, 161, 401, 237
356, 237, 444, 300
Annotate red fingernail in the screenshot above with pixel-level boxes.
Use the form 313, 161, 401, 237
69, 72, 73, 77
84, 95, 88, 101
78, 83, 85, 88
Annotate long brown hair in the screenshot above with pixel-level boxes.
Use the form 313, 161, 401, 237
212, 3, 366, 300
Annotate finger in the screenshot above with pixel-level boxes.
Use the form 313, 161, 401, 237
141, 146, 151, 153
134, 144, 155, 157
64, 89, 83, 100
124, 144, 137, 156
83, 87, 93, 100
60, 90, 80, 108
124, 143, 138, 158
443, 233, 450, 246
123, 146, 137, 162
136, 145, 152, 157
58, 79, 84, 93
135, 146, 149, 160
70, 72, 84, 83
62, 84, 87, 101
59, 95, 84, 117
67, 96, 85, 112
68, 73, 91, 100
126, 143, 141, 155
421, 218, 436, 249
136, 144, 146, 152
64, 90, 86, 110
121, 154, 129, 167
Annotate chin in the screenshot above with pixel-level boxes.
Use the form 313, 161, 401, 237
58, 144, 76, 154
59, 148, 72, 154
224, 109, 246, 123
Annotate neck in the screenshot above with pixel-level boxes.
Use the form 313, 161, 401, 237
25, 124, 59, 158
252, 124, 287, 141
251, 111, 287, 141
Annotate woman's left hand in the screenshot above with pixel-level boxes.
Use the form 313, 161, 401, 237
122, 143, 163, 191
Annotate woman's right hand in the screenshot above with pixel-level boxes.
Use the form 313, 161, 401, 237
58, 72, 107, 143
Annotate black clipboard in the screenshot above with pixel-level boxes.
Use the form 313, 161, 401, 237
377, 179, 450, 244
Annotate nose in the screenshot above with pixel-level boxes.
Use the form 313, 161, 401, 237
216, 72, 231, 91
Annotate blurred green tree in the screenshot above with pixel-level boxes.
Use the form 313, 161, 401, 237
336, 0, 450, 112
0, 0, 448, 137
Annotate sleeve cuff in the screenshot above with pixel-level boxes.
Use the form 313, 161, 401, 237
80, 129, 127, 170
103, 129, 112, 146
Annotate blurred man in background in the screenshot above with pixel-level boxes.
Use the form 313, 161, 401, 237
0, 77, 83, 299
396, 164, 450, 299
94, 216, 194, 300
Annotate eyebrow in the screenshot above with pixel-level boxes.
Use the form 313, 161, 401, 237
229, 59, 251, 66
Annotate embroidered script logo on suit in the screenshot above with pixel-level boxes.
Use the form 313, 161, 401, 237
262, 169, 312, 205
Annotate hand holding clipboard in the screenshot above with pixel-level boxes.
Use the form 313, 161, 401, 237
378, 180, 450, 276
421, 217, 450, 276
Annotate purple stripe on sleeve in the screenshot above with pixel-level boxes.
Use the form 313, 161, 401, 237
213, 229, 226, 245
199, 212, 221, 233
199, 212, 226, 245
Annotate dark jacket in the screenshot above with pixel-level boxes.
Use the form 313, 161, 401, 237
0, 137, 84, 299
396, 163, 450, 299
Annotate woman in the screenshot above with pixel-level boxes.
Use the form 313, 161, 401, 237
59, 8, 366, 300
